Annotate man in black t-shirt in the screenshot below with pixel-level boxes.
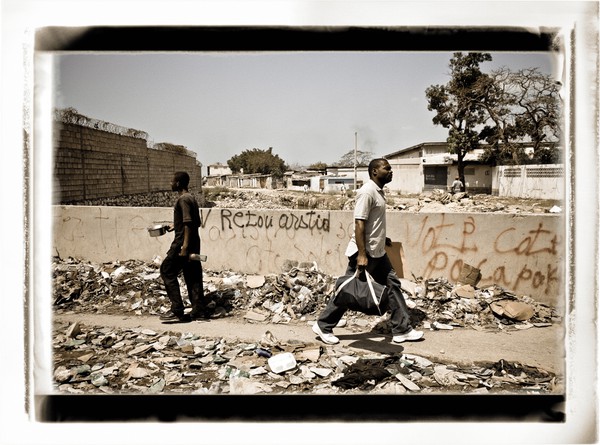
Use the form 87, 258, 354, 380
159, 171, 206, 322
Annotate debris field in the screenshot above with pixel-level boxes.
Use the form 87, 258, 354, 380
51, 256, 563, 396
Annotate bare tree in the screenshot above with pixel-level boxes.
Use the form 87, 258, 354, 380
479, 67, 561, 165
335, 149, 373, 167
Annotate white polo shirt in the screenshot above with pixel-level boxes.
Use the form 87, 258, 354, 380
345, 179, 387, 258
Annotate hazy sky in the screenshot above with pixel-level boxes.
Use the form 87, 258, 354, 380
52, 51, 557, 167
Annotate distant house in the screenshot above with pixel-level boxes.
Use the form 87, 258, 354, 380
325, 166, 370, 191
285, 166, 369, 192
204, 163, 233, 187
384, 142, 493, 194
206, 163, 232, 176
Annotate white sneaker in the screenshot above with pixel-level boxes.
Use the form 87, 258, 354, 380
392, 329, 424, 344
335, 318, 347, 328
312, 322, 339, 344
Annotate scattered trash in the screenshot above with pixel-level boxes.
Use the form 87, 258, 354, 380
51, 319, 561, 395
490, 299, 535, 321
50, 256, 562, 395
457, 264, 482, 287
432, 321, 454, 330
255, 348, 272, 358
549, 205, 562, 213
52, 257, 560, 333
267, 352, 297, 374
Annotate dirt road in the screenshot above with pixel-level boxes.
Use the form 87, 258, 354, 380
53, 312, 565, 374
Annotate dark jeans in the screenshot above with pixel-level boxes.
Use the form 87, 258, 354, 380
160, 246, 205, 315
317, 253, 412, 335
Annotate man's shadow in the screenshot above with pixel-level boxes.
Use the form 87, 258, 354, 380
335, 331, 406, 355
331, 307, 427, 354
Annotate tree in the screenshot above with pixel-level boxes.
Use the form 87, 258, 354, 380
227, 147, 287, 178
512, 68, 561, 161
426, 52, 493, 189
335, 149, 373, 167
308, 162, 328, 172
478, 67, 561, 165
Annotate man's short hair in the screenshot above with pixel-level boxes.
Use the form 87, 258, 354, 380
174, 171, 190, 188
368, 158, 388, 177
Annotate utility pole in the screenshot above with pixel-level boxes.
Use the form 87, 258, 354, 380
354, 132, 357, 190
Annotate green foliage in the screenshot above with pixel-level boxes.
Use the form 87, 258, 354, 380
227, 147, 288, 178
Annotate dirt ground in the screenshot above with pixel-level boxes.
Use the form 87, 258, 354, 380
53, 311, 565, 375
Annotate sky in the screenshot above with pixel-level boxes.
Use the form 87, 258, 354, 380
51, 50, 557, 168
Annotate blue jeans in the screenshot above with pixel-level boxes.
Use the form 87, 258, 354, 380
317, 253, 412, 335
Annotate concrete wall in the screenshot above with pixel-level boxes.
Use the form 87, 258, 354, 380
388, 162, 423, 194
52, 206, 565, 306
447, 165, 493, 194
53, 122, 202, 203
492, 164, 564, 199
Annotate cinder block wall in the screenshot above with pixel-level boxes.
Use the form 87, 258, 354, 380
53, 122, 202, 203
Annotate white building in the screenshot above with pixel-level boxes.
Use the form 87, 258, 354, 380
384, 142, 492, 194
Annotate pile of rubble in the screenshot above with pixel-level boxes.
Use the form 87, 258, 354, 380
209, 190, 308, 210
396, 189, 563, 214
51, 257, 562, 395
60, 188, 563, 214
53, 320, 560, 395
52, 257, 561, 332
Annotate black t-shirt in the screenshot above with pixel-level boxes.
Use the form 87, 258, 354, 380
171, 192, 201, 251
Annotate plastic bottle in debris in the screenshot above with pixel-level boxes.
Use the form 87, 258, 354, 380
189, 254, 207, 262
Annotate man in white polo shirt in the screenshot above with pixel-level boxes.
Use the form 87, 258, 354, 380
313, 158, 424, 345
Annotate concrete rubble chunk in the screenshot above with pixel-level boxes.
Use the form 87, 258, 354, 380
395, 373, 421, 391
454, 284, 475, 299
54, 366, 71, 383
243, 310, 268, 322
90, 372, 108, 387
147, 378, 166, 394
310, 367, 333, 378
66, 322, 81, 338
246, 275, 266, 289
128, 343, 153, 356
295, 346, 321, 363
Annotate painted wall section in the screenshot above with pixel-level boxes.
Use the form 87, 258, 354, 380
52, 206, 565, 306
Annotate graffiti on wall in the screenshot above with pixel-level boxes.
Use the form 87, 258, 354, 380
199, 209, 562, 296
54, 207, 563, 301
199, 208, 343, 272
403, 214, 562, 296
